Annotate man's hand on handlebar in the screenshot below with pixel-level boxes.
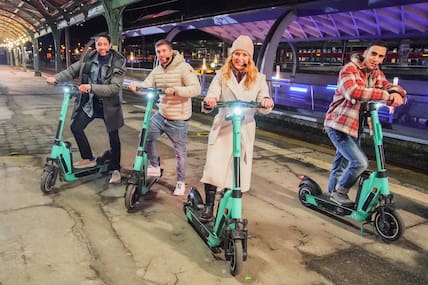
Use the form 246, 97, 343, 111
165, 87, 176, 96
46, 77, 56, 85
387, 92, 404, 107
79, 84, 91, 94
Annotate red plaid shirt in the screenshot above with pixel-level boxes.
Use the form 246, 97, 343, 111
324, 54, 406, 138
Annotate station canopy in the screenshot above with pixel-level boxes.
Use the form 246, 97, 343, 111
0, 0, 103, 46
0, 0, 427, 48
122, 0, 428, 43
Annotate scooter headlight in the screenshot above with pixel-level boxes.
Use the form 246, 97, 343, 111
63, 86, 71, 93
233, 106, 242, 116
146, 92, 154, 99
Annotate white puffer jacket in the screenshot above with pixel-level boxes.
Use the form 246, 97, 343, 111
140, 51, 201, 120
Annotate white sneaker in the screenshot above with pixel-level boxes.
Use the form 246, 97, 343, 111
147, 165, 161, 177
173, 181, 186, 196
109, 170, 121, 184
73, 158, 97, 169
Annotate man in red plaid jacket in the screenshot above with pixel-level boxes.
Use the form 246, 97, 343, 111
324, 40, 406, 205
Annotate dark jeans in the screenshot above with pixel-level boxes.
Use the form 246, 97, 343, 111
70, 110, 121, 171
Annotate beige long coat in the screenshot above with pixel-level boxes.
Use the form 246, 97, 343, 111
200, 71, 272, 192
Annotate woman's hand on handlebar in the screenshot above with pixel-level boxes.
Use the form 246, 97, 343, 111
260, 97, 274, 108
204, 97, 218, 109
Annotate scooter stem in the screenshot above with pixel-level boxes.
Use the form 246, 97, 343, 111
55, 89, 72, 142
231, 113, 243, 219
369, 103, 386, 172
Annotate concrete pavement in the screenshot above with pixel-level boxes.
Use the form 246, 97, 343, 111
0, 66, 427, 285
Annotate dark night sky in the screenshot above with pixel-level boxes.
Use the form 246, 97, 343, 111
37, 15, 220, 50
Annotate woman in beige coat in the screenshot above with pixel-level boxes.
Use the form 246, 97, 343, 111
200, 35, 274, 221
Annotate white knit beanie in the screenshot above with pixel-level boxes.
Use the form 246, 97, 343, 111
231, 35, 254, 58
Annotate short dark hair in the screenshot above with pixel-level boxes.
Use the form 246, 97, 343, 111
95, 33, 111, 43
155, 39, 173, 49
368, 40, 388, 49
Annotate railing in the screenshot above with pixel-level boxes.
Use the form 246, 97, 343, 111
126, 70, 425, 144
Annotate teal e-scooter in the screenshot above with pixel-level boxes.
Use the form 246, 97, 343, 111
41, 83, 111, 194
298, 102, 404, 243
124, 87, 163, 210
184, 100, 261, 276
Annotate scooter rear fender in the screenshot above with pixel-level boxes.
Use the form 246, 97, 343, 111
299, 175, 322, 195
187, 187, 204, 209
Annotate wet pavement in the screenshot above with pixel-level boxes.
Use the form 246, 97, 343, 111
0, 66, 427, 285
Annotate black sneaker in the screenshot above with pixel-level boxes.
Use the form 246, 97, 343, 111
331, 191, 353, 205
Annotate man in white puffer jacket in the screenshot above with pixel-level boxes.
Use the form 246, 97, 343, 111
129, 39, 201, 195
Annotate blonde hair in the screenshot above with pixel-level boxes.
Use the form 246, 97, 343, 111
221, 54, 258, 89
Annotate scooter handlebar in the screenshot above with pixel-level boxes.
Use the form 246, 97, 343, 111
135, 87, 165, 96
203, 100, 262, 110
48, 82, 80, 95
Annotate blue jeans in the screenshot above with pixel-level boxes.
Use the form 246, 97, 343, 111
326, 127, 368, 193
146, 112, 189, 182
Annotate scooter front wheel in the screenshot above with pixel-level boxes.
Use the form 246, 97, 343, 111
374, 208, 404, 243
124, 183, 140, 210
227, 239, 243, 276
41, 167, 57, 194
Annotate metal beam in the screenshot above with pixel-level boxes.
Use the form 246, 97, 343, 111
0, 8, 37, 30
0, 24, 27, 38
111, 0, 142, 10
257, 9, 296, 79
0, 28, 20, 40
0, 15, 32, 34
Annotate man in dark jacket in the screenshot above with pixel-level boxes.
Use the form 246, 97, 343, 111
46, 33, 126, 184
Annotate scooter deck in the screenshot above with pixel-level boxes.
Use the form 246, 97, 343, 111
73, 166, 105, 177
312, 193, 355, 216
185, 206, 216, 243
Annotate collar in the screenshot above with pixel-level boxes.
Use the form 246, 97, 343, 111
161, 54, 174, 69
231, 65, 246, 82
350, 53, 378, 73
95, 52, 112, 66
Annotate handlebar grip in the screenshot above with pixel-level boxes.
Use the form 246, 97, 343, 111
202, 102, 214, 111
136, 87, 163, 92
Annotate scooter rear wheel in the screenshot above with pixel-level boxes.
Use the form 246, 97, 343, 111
227, 239, 243, 276
374, 208, 404, 243
124, 183, 140, 210
298, 186, 316, 207
41, 168, 57, 194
